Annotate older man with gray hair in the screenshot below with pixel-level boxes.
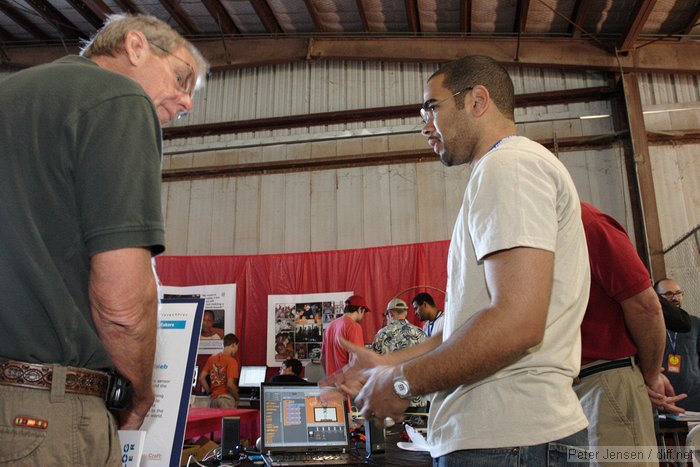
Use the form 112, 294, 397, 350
0, 14, 207, 466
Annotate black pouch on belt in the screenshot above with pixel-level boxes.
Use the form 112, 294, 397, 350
105, 372, 133, 410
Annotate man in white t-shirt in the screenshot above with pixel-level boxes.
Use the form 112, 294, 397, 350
326, 55, 590, 466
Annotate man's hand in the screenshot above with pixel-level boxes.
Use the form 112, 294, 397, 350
647, 372, 687, 414
355, 365, 409, 426
115, 389, 155, 430
321, 338, 384, 397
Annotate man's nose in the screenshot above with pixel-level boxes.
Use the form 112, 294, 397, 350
421, 119, 435, 136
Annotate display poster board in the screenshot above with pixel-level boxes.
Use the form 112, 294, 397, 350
267, 292, 352, 367
140, 298, 204, 467
161, 284, 236, 355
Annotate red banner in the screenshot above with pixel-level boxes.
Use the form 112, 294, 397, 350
155, 240, 449, 365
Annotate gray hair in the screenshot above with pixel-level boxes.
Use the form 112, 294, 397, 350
80, 14, 208, 91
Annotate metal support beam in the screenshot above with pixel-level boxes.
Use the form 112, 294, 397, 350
163, 85, 617, 140
158, 0, 201, 35
250, 0, 282, 34
0, 1, 54, 41
404, 0, 420, 33
202, 0, 240, 34
65, 0, 111, 29
619, 72, 665, 278
355, 0, 370, 32
4, 37, 700, 74
161, 133, 626, 181
24, 0, 82, 40
459, 0, 471, 33
618, 0, 656, 53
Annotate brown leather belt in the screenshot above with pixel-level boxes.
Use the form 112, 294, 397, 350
0, 360, 109, 398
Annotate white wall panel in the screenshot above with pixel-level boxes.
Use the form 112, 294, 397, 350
284, 172, 312, 253
187, 179, 215, 254
388, 165, 418, 245
416, 162, 449, 242
210, 178, 238, 254
259, 173, 286, 254
650, 143, 700, 246
362, 166, 392, 248
159, 61, 647, 256
165, 181, 192, 255
310, 171, 338, 252
336, 168, 365, 249
233, 176, 260, 255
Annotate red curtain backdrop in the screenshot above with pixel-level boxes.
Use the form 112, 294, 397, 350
155, 240, 449, 365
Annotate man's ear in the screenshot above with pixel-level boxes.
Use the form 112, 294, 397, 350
470, 85, 490, 117
123, 30, 148, 66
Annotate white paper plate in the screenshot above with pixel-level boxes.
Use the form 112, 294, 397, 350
396, 441, 430, 452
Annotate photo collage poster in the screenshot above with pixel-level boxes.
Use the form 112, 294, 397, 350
161, 283, 236, 355
266, 292, 353, 367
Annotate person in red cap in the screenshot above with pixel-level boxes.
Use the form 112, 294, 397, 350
321, 295, 370, 376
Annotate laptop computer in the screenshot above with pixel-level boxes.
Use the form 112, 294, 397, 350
259, 383, 367, 466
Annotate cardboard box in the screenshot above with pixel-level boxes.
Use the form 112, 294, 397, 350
180, 438, 219, 466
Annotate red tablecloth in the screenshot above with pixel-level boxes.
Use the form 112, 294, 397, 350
185, 407, 260, 446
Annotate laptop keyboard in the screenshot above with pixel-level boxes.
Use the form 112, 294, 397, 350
266, 453, 364, 465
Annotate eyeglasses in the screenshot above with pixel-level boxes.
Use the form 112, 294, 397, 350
660, 290, 684, 299
148, 41, 196, 105
420, 87, 473, 124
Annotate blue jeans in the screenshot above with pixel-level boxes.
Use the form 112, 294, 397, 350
433, 429, 589, 467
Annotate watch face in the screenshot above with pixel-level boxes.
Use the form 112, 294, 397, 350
393, 379, 410, 397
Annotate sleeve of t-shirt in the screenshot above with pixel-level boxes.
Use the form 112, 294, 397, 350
227, 357, 240, 380
74, 94, 165, 257
584, 213, 650, 302
468, 150, 558, 261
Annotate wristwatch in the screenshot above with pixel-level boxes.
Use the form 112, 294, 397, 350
392, 374, 413, 399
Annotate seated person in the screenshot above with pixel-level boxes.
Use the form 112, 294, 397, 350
270, 358, 306, 383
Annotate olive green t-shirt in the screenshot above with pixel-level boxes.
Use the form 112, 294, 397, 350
0, 56, 165, 370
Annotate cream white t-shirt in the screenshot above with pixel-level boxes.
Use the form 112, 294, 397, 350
427, 136, 590, 456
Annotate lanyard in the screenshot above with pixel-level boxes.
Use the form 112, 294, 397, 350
667, 331, 678, 353
428, 311, 443, 337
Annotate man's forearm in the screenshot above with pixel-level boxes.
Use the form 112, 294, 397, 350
403, 305, 541, 396
381, 333, 442, 366
89, 248, 159, 416
93, 286, 157, 408
621, 287, 665, 383
404, 247, 553, 396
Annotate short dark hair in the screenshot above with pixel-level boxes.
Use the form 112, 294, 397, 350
283, 358, 303, 376
343, 304, 362, 314
224, 333, 239, 347
653, 278, 677, 293
429, 55, 514, 120
412, 292, 435, 307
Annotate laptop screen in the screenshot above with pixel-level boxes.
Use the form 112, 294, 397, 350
239, 366, 267, 388
260, 384, 351, 453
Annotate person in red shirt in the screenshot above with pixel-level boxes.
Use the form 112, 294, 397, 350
575, 202, 684, 457
321, 295, 371, 377
198, 333, 240, 408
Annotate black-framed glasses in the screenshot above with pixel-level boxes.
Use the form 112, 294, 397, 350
660, 290, 684, 299
420, 87, 473, 124
148, 41, 196, 100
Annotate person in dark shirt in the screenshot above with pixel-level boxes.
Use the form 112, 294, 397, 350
270, 358, 307, 383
